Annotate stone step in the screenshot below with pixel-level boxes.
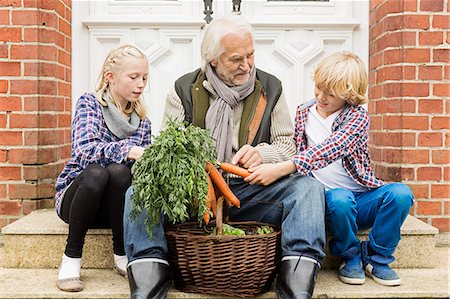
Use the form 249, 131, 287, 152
0, 209, 439, 269
0, 246, 449, 299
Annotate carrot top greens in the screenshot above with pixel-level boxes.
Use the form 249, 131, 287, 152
130, 120, 217, 238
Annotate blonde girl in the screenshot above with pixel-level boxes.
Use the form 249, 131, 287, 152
55, 45, 151, 292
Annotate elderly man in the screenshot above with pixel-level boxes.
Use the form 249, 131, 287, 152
124, 14, 326, 299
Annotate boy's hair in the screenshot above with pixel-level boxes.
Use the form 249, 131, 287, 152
200, 14, 254, 71
95, 44, 148, 119
313, 51, 368, 105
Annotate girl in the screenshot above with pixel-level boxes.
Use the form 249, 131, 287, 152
54, 45, 151, 292
240, 51, 413, 286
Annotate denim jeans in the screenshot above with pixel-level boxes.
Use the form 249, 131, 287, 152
124, 173, 326, 263
325, 183, 414, 260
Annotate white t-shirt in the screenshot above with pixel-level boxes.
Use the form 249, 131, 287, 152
305, 104, 367, 192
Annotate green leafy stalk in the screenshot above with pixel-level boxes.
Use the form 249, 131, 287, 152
130, 119, 217, 238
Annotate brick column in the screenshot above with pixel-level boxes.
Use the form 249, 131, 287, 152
369, 0, 449, 232
0, 0, 71, 228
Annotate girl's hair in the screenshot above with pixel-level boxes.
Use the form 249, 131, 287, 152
313, 51, 368, 105
200, 14, 254, 71
95, 44, 148, 119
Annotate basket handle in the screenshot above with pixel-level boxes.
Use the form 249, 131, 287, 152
216, 196, 224, 235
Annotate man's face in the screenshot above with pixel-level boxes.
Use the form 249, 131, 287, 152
211, 33, 254, 86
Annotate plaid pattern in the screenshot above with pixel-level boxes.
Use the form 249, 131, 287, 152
55, 93, 151, 214
292, 99, 384, 189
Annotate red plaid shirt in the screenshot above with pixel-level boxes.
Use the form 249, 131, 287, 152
292, 100, 384, 189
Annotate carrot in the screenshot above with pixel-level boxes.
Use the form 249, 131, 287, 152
207, 174, 217, 218
219, 162, 251, 178
205, 161, 241, 208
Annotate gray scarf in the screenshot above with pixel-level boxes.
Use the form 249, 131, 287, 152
101, 92, 140, 139
204, 63, 256, 163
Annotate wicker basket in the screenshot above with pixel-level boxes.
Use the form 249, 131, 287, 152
165, 197, 281, 298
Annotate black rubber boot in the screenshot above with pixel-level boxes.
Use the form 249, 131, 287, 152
275, 256, 320, 299
127, 259, 172, 299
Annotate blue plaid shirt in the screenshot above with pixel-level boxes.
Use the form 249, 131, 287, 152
292, 99, 384, 189
55, 93, 151, 214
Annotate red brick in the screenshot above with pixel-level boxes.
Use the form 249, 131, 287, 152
404, 0, 418, 11
23, 27, 58, 44
37, 182, 54, 198
8, 148, 38, 164
0, 80, 8, 93
10, 45, 38, 60
383, 115, 429, 130
417, 167, 442, 181
419, 31, 444, 45
37, 147, 57, 164
39, 10, 58, 28
11, 10, 38, 25
418, 65, 442, 80
57, 114, 71, 127
383, 49, 402, 64
431, 116, 450, 129
403, 66, 416, 80
0, 27, 21, 42
24, 164, 59, 180
10, 80, 38, 95
0, 61, 20, 76
0, 114, 6, 128
0, 166, 21, 180
58, 49, 70, 67
418, 132, 443, 146
433, 49, 450, 63
9, 183, 37, 199
58, 17, 71, 36
445, 65, 450, 80
24, 96, 65, 112
408, 184, 429, 199
382, 148, 402, 163
433, 83, 449, 97
431, 184, 450, 198
433, 15, 450, 29
0, 149, 6, 162
0, 96, 22, 111
23, 130, 38, 146
418, 99, 443, 113
21, 200, 37, 215
0, 44, 8, 58
0, 131, 22, 146
0, 9, 9, 25
403, 15, 430, 29
376, 99, 416, 114
0, 200, 21, 215
431, 218, 450, 232
0, 184, 6, 198
0, 0, 22, 6
446, 132, 450, 147
417, 201, 441, 215
57, 81, 70, 96
39, 114, 57, 128
403, 48, 431, 63
24, 62, 56, 77
372, 132, 416, 147
376, 32, 416, 52
377, 65, 402, 82
445, 201, 450, 215
402, 149, 430, 164
9, 114, 38, 128
384, 82, 429, 98
420, 0, 444, 12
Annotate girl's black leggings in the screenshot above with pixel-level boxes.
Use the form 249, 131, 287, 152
59, 163, 131, 258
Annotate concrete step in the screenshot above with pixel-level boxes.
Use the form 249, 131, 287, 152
0, 246, 448, 299
0, 209, 439, 269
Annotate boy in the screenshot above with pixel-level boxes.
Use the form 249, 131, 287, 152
242, 51, 414, 286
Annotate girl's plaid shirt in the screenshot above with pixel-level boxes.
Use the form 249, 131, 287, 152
292, 99, 384, 189
54, 93, 152, 215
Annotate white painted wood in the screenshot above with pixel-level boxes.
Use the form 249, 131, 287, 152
72, 0, 369, 134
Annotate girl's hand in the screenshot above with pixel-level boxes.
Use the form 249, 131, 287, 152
244, 160, 296, 186
127, 146, 145, 161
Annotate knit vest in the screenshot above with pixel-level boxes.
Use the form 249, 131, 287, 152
174, 68, 282, 147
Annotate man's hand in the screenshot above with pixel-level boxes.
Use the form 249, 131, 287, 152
231, 145, 263, 169
244, 160, 297, 186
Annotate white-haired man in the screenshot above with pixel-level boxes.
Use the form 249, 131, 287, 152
124, 14, 326, 299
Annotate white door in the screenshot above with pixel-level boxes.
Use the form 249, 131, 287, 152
72, 0, 368, 133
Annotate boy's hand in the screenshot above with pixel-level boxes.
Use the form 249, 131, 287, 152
245, 160, 297, 186
231, 145, 263, 169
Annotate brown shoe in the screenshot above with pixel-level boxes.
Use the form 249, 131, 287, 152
56, 277, 84, 292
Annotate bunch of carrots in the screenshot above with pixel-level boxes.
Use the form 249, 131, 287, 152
203, 161, 251, 224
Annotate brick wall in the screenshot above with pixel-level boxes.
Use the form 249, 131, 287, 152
0, 0, 71, 227
369, 0, 449, 232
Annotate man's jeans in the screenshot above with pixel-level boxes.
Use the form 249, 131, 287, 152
124, 173, 326, 263
325, 183, 414, 260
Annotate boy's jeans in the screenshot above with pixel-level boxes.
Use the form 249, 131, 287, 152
124, 173, 327, 263
325, 183, 414, 259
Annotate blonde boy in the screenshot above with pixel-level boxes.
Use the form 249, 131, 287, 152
243, 51, 414, 286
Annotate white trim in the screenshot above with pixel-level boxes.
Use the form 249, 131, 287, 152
127, 258, 169, 268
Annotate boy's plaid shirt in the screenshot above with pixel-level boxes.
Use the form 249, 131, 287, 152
54, 93, 152, 214
292, 99, 384, 189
